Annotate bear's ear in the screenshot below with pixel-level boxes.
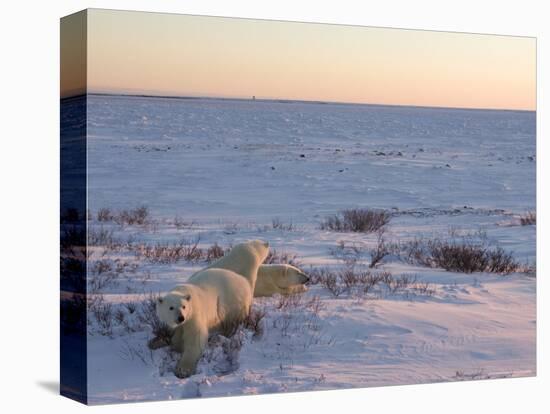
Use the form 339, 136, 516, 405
157, 297, 163, 304
183, 294, 191, 301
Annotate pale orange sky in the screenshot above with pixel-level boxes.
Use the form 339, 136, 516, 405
63, 9, 536, 110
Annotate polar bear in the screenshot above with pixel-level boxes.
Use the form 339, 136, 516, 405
254, 264, 309, 297
148, 264, 310, 348
197, 239, 269, 292
156, 240, 269, 378
197, 245, 310, 297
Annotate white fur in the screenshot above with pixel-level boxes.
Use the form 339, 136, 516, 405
254, 264, 309, 297
157, 240, 269, 378
199, 239, 270, 292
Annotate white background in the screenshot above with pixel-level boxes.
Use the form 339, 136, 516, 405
0, 0, 546, 412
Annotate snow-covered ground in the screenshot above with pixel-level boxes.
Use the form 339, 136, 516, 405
82, 94, 535, 404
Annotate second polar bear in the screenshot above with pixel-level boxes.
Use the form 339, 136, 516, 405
254, 264, 309, 297
156, 240, 269, 378
196, 248, 310, 297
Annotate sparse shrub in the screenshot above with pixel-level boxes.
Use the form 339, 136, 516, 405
133, 237, 203, 264
88, 258, 137, 292
430, 242, 488, 273
275, 293, 305, 310
412, 281, 437, 296
303, 295, 325, 316
137, 294, 173, 343
88, 227, 120, 249
453, 369, 488, 381
153, 324, 174, 347
97, 208, 114, 222
91, 259, 113, 275
520, 211, 536, 226
315, 268, 347, 297
399, 237, 433, 267
272, 294, 325, 336
201, 332, 244, 375
206, 243, 227, 262
124, 302, 137, 314
519, 261, 536, 276
307, 267, 326, 286
429, 241, 519, 274
218, 307, 267, 340
271, 218, 295, 231
120, 340, 154, 366
308, 267, 434, 299
114, 308, 126, 325
329, 240, 365, 266
88, 295, 114, 336
400, 237, 520, 275
264, 249, 301, 267
133, 240, 232, 264
115, 206, 150, 226
88, 269, 117, 292
242, 308, 267, 338
271, 294, 325, 338
369, 228, 390, 268
485, 247, 521, 274
361, 272, 384, 295
384, 273, 417, 294
340, 267, 369, 290
320, 214, 344, 232
321, 208, 391, 233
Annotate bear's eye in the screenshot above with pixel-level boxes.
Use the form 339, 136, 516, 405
169, 306, 174, 311
182, 305, 186, 310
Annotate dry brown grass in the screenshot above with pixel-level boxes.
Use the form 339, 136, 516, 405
93, 206, 150, 226
321, 208, 391, 233
309, 266, 435, 298
520, 211, 536, 226
205, 243, 229, 262
399, 237, 521, 275
133, 238, 203, 264
369, 228, 391, 268
264, 249, 301, 267
97, 208, 114, 222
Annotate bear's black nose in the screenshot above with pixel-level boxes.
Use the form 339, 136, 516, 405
178, 315, 185, 323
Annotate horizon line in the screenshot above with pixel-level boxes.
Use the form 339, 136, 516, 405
71, 91, 536, 113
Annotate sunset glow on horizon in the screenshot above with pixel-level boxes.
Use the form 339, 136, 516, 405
63, 9, 536, 111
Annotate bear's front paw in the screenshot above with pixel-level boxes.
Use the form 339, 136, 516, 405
174, 363, 195, 379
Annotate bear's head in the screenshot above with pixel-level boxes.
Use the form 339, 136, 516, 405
274, 264, 309, 287
156, 290, 193, 329
230, 239, 270, 264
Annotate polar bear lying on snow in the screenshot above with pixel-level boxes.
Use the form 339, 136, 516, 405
156, 240, 269, 378
253, 264, 309, 297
